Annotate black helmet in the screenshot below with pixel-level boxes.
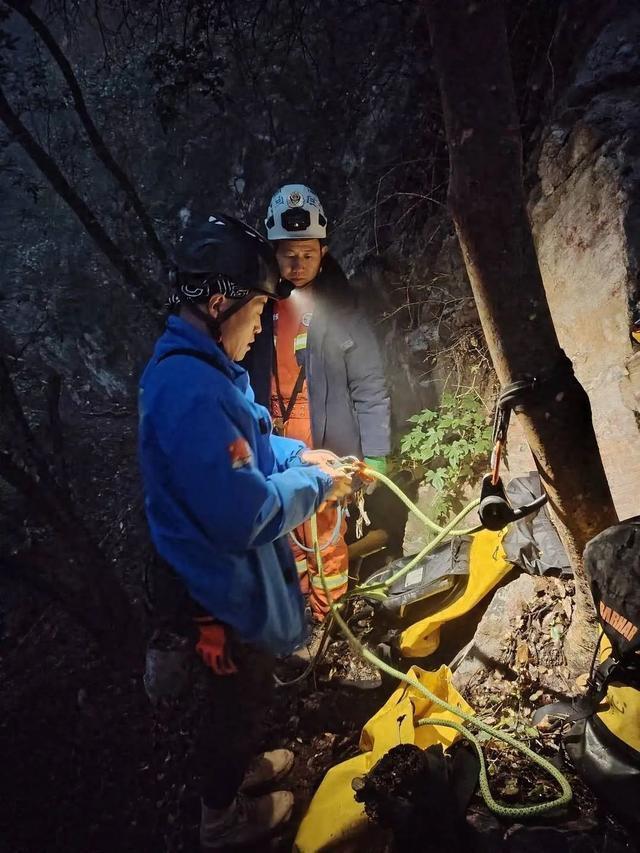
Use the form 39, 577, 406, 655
170, 213, 284, 306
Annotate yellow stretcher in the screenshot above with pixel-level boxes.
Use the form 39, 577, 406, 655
399, 528, 513, 657
295, 529, 513, 851
294, 665, 472, 852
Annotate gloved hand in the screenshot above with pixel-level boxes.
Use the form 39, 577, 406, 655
194, 618, 238, 675
363, 456, 387, 475
363, 456, 387, 493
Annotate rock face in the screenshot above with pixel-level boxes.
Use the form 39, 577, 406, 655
452, 574, 539, 692
402, 4, 640, 538
507, 4, 640, 519
403, 482, 439, 556
1, 1, 438, 410
452, 572, 578, 696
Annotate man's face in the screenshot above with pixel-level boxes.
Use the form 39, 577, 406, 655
275, 239, 327, 288
218, 295, 268, 361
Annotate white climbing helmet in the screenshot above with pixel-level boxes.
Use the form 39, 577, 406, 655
264, 184, 327, 240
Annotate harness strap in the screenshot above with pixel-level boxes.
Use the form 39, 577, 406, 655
272, 340, 306, 429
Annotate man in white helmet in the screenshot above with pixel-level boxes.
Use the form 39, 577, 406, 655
245, 184, 391, 620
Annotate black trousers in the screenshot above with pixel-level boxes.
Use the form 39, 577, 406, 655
193, 640, 275, 809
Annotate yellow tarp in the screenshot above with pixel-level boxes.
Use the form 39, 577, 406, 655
400, 528, 513, 657
294, 665, 473, 853
295, 529, 511, 850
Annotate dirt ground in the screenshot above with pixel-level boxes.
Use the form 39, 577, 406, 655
1, 593, 637, 853
1, 416, 638, 852
0, 598, 386, 853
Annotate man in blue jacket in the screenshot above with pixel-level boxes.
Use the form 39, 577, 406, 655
138, 214, 351, 849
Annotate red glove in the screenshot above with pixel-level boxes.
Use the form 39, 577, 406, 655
194, 618, 238, 675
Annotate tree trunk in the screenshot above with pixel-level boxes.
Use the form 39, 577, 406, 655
424, 0, 618, 670
0, 84, 161, 310
6, 0, 168, 266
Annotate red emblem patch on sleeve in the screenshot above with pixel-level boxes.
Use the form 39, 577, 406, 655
228, 437, 253, 469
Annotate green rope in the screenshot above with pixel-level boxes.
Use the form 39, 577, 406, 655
416, 716, 572, 818
365, 468, 482, 538
310, 473, 573, 819
351, 495, 480, 599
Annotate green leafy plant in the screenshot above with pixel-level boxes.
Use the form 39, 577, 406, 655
400, 392, 493, 523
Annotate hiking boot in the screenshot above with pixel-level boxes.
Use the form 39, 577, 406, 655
291, 621, 332, 662
240, 749, 294, 793
200, 791, 294, 850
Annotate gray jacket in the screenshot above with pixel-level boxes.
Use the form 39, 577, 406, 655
306, 302, 391, 458
242, 256, 391, 459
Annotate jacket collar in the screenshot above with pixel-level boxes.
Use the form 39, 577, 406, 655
157, 315, 248, 388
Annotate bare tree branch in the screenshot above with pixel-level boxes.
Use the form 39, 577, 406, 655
0, 83, 161, 308
5, 0, 168, 265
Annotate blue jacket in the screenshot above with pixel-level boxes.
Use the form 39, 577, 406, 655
138, 316, 333, 655
243, 298, 391, 458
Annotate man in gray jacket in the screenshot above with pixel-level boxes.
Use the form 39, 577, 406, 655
244, 183, 391, 619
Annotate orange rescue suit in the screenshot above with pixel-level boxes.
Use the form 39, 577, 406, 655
271, 297, 348, 619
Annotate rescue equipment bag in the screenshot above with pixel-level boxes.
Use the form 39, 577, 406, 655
563, 518, 640, 826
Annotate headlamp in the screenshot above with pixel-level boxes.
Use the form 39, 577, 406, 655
281, 207, 312, 232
